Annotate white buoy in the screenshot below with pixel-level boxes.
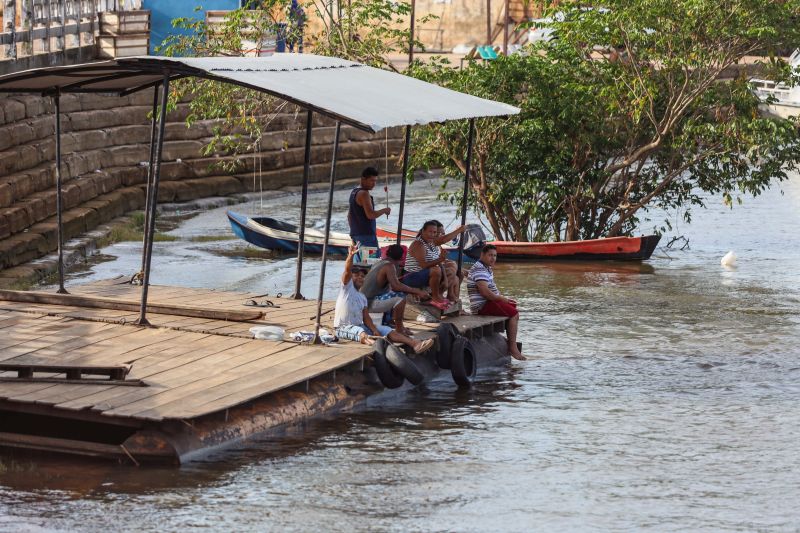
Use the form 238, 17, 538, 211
721, 250, 737, 268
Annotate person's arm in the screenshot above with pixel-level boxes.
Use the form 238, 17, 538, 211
408, 241, 445, 269
434, 225, 467, 245
362, 307, 381, 336
475, 280, 512, 304
356, 190, 390, 219
342, 243, 357, 285
385, 265, 427, 298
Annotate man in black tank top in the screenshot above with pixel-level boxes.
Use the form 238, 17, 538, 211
348, 167, 391, 247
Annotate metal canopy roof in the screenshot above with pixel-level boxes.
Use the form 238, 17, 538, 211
0, 55, 520, 132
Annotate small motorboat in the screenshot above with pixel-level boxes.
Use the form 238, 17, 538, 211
227, 211, 482, 261
376, 226, 661, 261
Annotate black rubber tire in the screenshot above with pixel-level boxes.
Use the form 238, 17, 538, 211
373, 338, 405, 389
450, 336, 478, 388
385, 344, 425, 386
435, 323, 459, 369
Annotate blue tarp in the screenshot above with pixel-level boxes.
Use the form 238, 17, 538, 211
143, 0, 241, 55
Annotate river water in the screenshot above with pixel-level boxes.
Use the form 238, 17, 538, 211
1, 174, 799, 532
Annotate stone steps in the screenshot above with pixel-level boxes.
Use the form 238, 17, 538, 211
0, 91, 405, 275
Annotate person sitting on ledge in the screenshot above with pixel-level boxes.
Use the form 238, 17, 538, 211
466, 244, 528, 361
335, 244, 434, 354
434, 220, 467, 301
360, 244, 429, 335
403, 220, 450, 309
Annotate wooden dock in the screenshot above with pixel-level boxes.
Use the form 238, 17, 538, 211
0, 277, 510, 463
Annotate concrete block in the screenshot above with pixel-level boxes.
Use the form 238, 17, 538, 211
77, 179, 99, 203
0, 183, 12, 208
62, 183, 83, 210
36, 221, 59, 250
1, 99, 26, 123
0, 215, 9, 240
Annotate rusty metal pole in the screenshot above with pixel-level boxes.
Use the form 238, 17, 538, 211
395, 125, 411, 244
313, 121, 341, 343
140, 83, 160, 276
408, 0, 415, 65
291, 110, 314, 300
456, 119, 476, 277
136, 73, 170, 327
53, 90, 67, 294
503, 0, 509, 55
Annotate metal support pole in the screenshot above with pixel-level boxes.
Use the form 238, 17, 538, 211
313, 121, 341, 343
136, 73, 170, 327
456, 119, 476, 277
61, 0, 67, 50
486, 0, 491, 45
54, 91, 67, 294
408, 0, 416, 65
396, 125, 411, 244
503, 0, 509, 55
291, 110, 314, 299
140, 83, 160, 275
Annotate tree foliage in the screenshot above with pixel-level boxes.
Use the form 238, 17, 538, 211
411, 0, 800, 241
156, 0, 424, 170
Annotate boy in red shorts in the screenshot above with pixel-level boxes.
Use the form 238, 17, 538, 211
466, 244, 528, 360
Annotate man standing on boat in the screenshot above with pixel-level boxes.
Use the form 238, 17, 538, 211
467, 244, 528, 361
348, 167, 390, 248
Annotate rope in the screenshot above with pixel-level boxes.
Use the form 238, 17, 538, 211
258, 137, 264, 210
384, 129, 389, 217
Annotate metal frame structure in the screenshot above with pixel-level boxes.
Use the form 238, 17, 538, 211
0, 56, 512, 337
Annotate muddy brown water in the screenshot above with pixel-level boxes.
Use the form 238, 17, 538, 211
2, 176, 799, 532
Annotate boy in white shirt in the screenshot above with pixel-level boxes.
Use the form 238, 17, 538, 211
335, 244, 434, 354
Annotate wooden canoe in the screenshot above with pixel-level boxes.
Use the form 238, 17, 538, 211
376, 226, 661, 261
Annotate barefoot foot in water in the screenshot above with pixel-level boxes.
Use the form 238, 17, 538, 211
510, 350, 528, 361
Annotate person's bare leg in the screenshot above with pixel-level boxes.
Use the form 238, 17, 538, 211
506, 314, 527, 360
443, 261, 459, 299
392, 299, 412, 335
429, 267, 444, 303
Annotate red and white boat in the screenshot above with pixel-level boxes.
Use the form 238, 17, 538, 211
376, 226, 661, 262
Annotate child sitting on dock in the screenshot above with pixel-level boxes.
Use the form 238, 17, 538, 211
434, 221, 467, 301
360, 244, 429, 335
467, 244, 528, 361
335, 244, 434, 354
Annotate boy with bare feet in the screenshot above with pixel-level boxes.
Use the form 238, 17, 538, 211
335, 245, 434, 353
466, 244, 528, 360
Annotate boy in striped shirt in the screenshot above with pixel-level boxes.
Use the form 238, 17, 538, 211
467, 244, 527, 360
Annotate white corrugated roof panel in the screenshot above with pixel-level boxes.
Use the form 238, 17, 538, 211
0, 55, 519, 132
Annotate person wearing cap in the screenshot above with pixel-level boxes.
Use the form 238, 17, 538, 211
348, 167, 390, 248
335, 244, 434, 354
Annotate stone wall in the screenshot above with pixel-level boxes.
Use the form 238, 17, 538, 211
0, 91, 403, 272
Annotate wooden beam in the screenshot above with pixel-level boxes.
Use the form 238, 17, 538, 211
0, 289, 265, 322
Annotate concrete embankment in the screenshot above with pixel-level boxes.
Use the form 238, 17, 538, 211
0, 92, 403, 285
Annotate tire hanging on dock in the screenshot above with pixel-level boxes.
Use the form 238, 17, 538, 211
435, 322, 459, 369
384, 344, 425, 386
450, 336, 478, 388
372, 338, 405, 389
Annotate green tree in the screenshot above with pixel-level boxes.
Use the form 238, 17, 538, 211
411, 0, 800, 242
157, 0, 426, 169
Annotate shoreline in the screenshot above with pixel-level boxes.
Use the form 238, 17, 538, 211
0, 174, 408, 290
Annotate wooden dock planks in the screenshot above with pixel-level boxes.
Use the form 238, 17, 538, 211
0, 279, 507, 426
